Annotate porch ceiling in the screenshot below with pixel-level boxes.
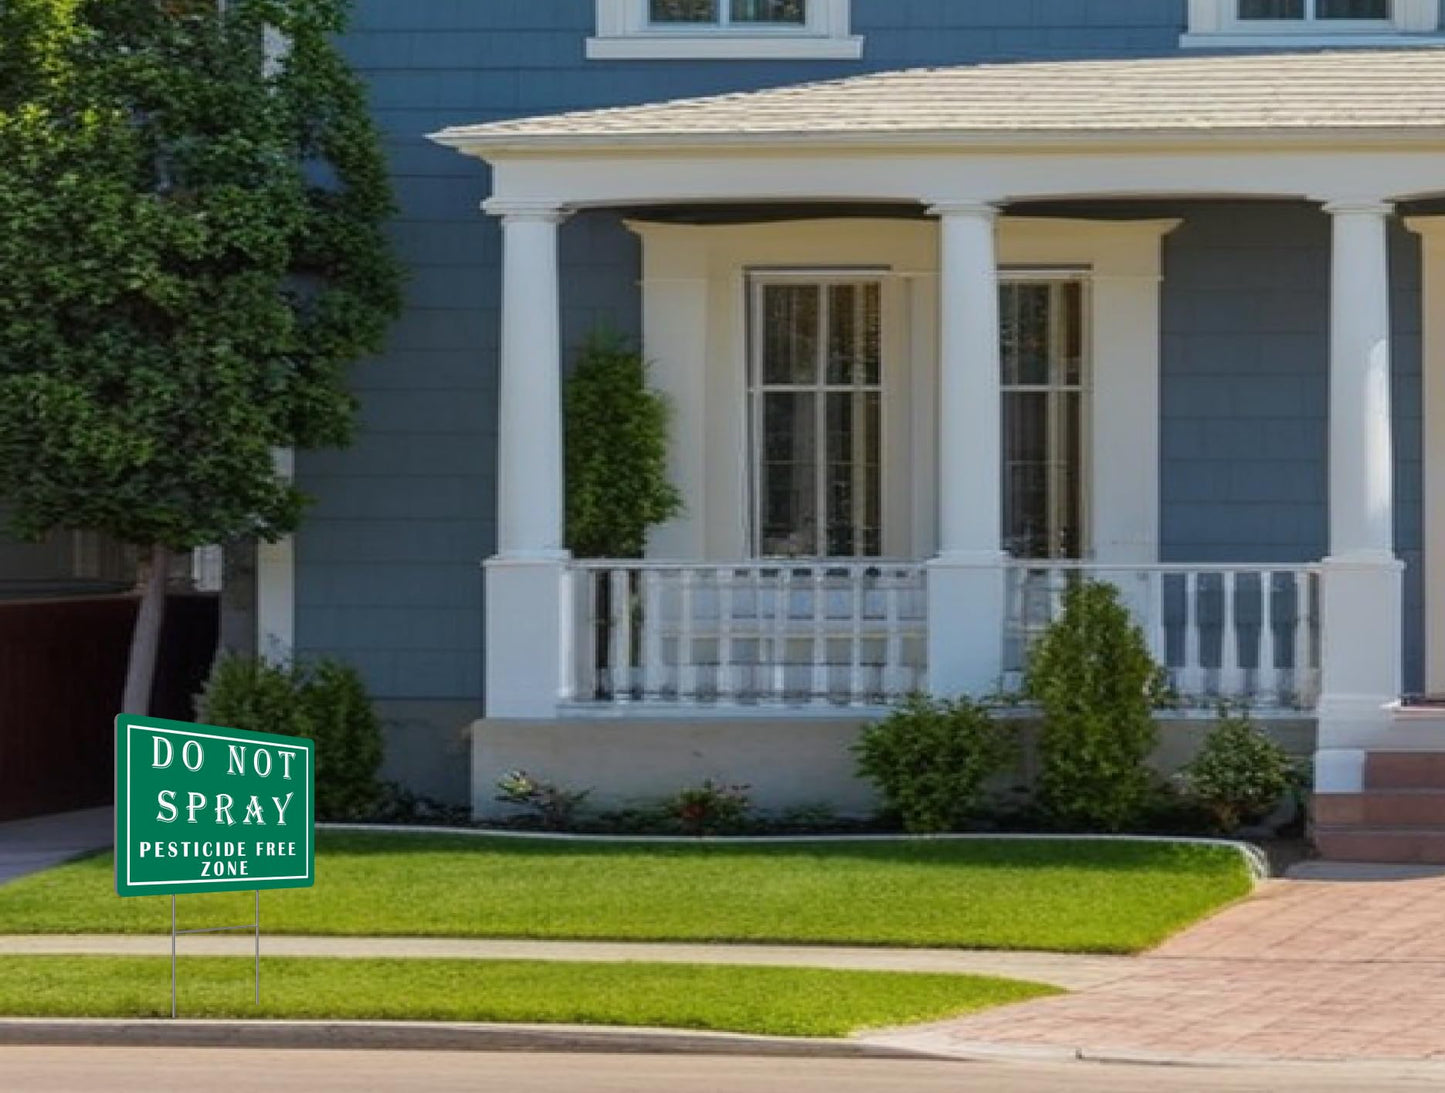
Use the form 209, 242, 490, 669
434, 51, 1445, 154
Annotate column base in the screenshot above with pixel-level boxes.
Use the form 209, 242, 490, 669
926, 555, 1006, 699
1317, 554, 1403, 750
484, 555, 573, 719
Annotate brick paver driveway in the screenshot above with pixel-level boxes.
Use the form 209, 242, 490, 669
869, 863, 1445, 1063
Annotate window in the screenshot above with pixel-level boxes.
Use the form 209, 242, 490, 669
748, 277, 883, 559
1001, 277, 1089, 561
650, 0, 807, 26
1184, 0, 1438, 43
1239, 0, 1391, 21
589, 0, 863, 60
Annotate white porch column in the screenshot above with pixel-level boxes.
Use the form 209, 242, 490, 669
482, 200, 573, 718
1317, 199, 1405, 761
926, 202, 1007, 697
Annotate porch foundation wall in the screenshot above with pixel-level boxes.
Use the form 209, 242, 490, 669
469, 715, 1317, 820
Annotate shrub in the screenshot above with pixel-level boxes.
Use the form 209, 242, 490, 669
200, 655, 384, 821
565, 332, 683, 558
666, 780, 752, 837
297, 659, 385, 821
1179, 708, 1303, 835
495, 770, 592, 831
853, 695, 1015, 834
1023, 579, 1171, 833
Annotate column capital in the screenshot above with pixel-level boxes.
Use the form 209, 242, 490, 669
1320, 198, 1396, 218
483, 198, 572, 223
926, 200, 1001, 220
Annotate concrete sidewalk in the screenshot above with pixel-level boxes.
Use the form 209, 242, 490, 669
0, 934, 1128, 991
0, 808, 111, 886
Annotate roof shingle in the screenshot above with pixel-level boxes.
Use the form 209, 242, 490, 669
434, 51, 1445, 150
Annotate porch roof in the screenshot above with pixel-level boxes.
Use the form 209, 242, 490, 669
434, 51, 1445, 154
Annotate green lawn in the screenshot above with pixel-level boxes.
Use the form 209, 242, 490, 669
0, 956, 1056, 1037
0, 834, 1252, 954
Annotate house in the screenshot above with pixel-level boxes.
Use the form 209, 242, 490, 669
278, 1, 1445, 859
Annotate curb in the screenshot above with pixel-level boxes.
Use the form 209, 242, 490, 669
873, 1038, 1445, 1074
0, 1018, 942, 1060
319, 825, 1271, 881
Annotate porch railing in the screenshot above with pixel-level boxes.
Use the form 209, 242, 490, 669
1005, 562, 1323, 711
572, 561, 927, 708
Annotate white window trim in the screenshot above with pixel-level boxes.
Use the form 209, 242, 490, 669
1183, 0, 1440, 47
588, 0, 863, 60
746, 272, 887, 560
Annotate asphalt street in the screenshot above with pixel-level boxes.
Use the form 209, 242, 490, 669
3, 1048, 1444, 1092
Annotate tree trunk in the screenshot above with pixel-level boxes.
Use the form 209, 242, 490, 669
121, 544, 171, 716
217, 535, 258, 659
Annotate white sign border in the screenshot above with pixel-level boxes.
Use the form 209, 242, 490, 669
121, 722, 313, 889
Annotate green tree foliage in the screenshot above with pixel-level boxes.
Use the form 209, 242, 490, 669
1023, 580, 1171, 832
854, 695, 1015, 834
0, 0, 402, 710
1179, 707, 1304, 834
200, 655, 383, 820
564, 333, 682, 558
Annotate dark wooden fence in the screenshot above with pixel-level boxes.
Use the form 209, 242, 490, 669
0, 594, 218, 822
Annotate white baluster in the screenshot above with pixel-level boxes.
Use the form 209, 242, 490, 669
811, 568, 829, 702
1292, 570, 1312, 707
849, 567, 866, 705
717, 568, 737, 704
1147, 569, 1167, 669
884, 571, 904, 698
1220, 571, 1241, 700
642, 569, 663, 701
1182, 571, 1202, 699
1258, 571, 1279, 707
678, 568, 697, 702
609, 568, 633, 703
771, 568, 791, 703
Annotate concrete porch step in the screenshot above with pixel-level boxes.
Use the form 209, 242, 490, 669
1365, 752, 1445, 790
1313, 827, 1445, 865
1315, 790, 1445, 827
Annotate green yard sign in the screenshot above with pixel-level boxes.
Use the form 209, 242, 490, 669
115, 715, 315, 898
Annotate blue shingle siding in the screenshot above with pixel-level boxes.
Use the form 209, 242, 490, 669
302, 1, 1425, 704
1159, 203, 1424, 691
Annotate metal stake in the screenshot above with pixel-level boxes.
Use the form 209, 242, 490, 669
170, 896, 177, 1020
167, 893, 263, 1019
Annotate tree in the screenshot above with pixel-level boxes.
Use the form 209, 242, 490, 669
564, 333, 682, 559
0, 0, 402, 713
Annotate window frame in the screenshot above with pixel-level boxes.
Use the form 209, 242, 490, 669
1183, 0, 1439, 44
589, 0, 863, 60
746, 271, 887, 561
999, 271, 1094, 563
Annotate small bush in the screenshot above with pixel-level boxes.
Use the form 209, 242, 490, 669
495, 770, 592, 831
853, 695, 1015, 834
1024, 579, 1171, 833
1179, 708, 1303, 835
666, 780, 752, 836
200, 655, 384, 821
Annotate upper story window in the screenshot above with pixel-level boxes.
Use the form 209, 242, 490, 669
588, 0, 863, 60
1183, 0, 1441, 44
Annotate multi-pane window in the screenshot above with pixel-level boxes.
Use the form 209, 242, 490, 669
749, 278, 883, 559
650, 0, 807, 25
1238, 0, 1390, 18
1001, 277, 1089, 561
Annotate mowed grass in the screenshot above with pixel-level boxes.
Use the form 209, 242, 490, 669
0, 834, 1253, 954
0, 956, 1057, 1037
